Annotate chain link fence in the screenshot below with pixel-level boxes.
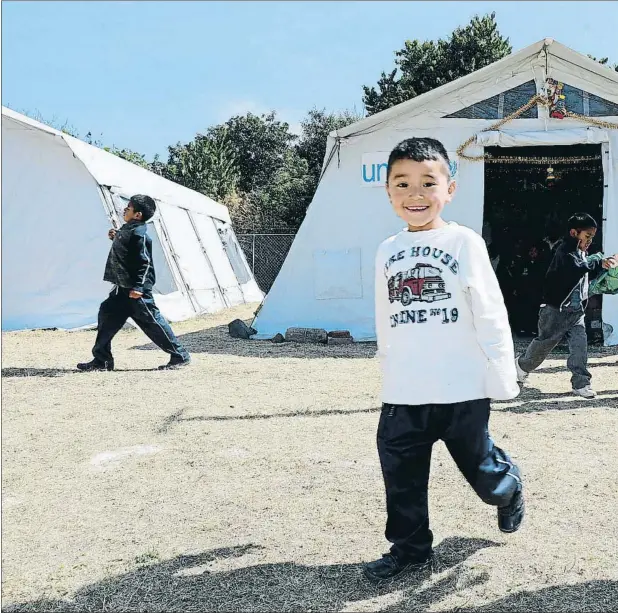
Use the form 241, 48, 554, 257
237, 233, 296, 293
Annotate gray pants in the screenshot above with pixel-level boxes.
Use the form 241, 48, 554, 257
518, 305, 591, 390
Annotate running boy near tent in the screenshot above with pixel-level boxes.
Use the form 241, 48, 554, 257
515, 213, 617, 398
365, 138, 523, 583
77, 194, 191, 372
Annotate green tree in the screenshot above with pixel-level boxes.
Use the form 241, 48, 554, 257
247, 149, 314, 231
214, 112, 296, 193
363, 13, 512, 115
163, 129, 240, 202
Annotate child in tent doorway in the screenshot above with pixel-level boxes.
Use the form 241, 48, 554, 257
515, 213, 618, 398
365, 138, 524, 583
77, 194, 191, 372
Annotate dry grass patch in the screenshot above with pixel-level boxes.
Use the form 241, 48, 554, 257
2, 303, 617, 611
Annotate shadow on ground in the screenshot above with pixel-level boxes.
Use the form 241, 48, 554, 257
1, 367, 162, 378
1, 367, 75, 378
439, 580, 618, 613
157, 386, 618, 431
130, 323, 618, 361
132, 324, 378, 360
157, 406, 382, 432
493, 387, 618, 414
4, 538, 499, 612
5, 538, 616, 612
534, 360, 617, 375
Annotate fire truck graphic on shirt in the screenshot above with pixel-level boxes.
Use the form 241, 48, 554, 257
388, 263, 452, 305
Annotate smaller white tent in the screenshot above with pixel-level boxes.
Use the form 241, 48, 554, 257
252, 39, 618, 345
2, 107, 262, 331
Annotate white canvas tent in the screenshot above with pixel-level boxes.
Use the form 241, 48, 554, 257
252, 39, 618, 345
2, 107, 262, 331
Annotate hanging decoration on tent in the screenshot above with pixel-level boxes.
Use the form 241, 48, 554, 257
485, 165, 600, 174
547, 79, 567, 119
484, 154, 601, 165
456, 79, 618, 162
487, 164, 602, 177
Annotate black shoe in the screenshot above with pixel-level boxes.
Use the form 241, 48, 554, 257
158, 356, 191, 370
76, 359, 114, 372
498, 485, 525, 533
363, 553, 431, 583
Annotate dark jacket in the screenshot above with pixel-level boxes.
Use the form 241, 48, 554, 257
103, 221, 155, 293
542, 235, 603, 309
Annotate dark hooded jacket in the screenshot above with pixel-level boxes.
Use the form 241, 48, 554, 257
542, 235, 603, 309
103, 221, 155, 293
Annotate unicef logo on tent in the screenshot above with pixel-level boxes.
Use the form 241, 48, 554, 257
361, 152, 458, 187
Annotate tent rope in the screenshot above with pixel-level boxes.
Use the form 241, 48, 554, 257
456, 93, 618, 162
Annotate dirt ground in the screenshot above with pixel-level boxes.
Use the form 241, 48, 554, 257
2, 303, 617, 612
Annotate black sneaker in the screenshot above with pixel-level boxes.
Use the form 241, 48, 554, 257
76, 359, 114, 372
363, 553, 431, 583
498, 485, 525, 533
158, 356, 191, 370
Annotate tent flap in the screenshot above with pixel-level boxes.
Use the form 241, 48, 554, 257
477, 127, 609, 148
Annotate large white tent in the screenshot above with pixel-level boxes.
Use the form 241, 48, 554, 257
252, 39, 618, 345
2, 107, 262, 331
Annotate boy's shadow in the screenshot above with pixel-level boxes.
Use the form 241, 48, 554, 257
437, 580, 618, 613
4, 538, 499, 612
493, 386, 618, 414
2, 367, 163, 378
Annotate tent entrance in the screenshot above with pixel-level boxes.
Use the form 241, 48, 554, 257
482, 143, 605, 343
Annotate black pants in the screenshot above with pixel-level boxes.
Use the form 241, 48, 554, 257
92, 288, 189, 363
377, 399, 521, 563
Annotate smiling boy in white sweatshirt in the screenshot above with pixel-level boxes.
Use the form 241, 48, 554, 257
364, 138, 524, 583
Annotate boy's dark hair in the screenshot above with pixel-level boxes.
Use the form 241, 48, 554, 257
567, 212, 597, 232
387, 138, 451, 182
129, 194, 156, 221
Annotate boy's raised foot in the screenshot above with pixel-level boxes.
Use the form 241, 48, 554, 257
498, 485, 525, 533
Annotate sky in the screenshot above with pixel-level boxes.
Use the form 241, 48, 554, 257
2, 1, 617, 159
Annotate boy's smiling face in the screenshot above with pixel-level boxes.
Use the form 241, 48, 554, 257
385, 158, 456, 232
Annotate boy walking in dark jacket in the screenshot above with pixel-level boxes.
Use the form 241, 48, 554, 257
77, 194, 190, 371
515, 213, 617, 398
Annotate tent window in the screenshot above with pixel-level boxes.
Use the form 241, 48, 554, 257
148, 222, 178, 295
445, 80, 538, 119
588, 92, 618, 117
213, 220, 252, 285
563, 84, 585, 115
562, 83, 618, 117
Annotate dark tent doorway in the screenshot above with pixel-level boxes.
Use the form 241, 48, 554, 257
483, 144, 604, 343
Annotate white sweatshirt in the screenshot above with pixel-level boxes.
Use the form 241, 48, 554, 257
375, 222, 520, 405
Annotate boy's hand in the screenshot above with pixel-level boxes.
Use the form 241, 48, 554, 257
108, 229, 117, 240
129, 290, 143, 299
602, 255, 618, 270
